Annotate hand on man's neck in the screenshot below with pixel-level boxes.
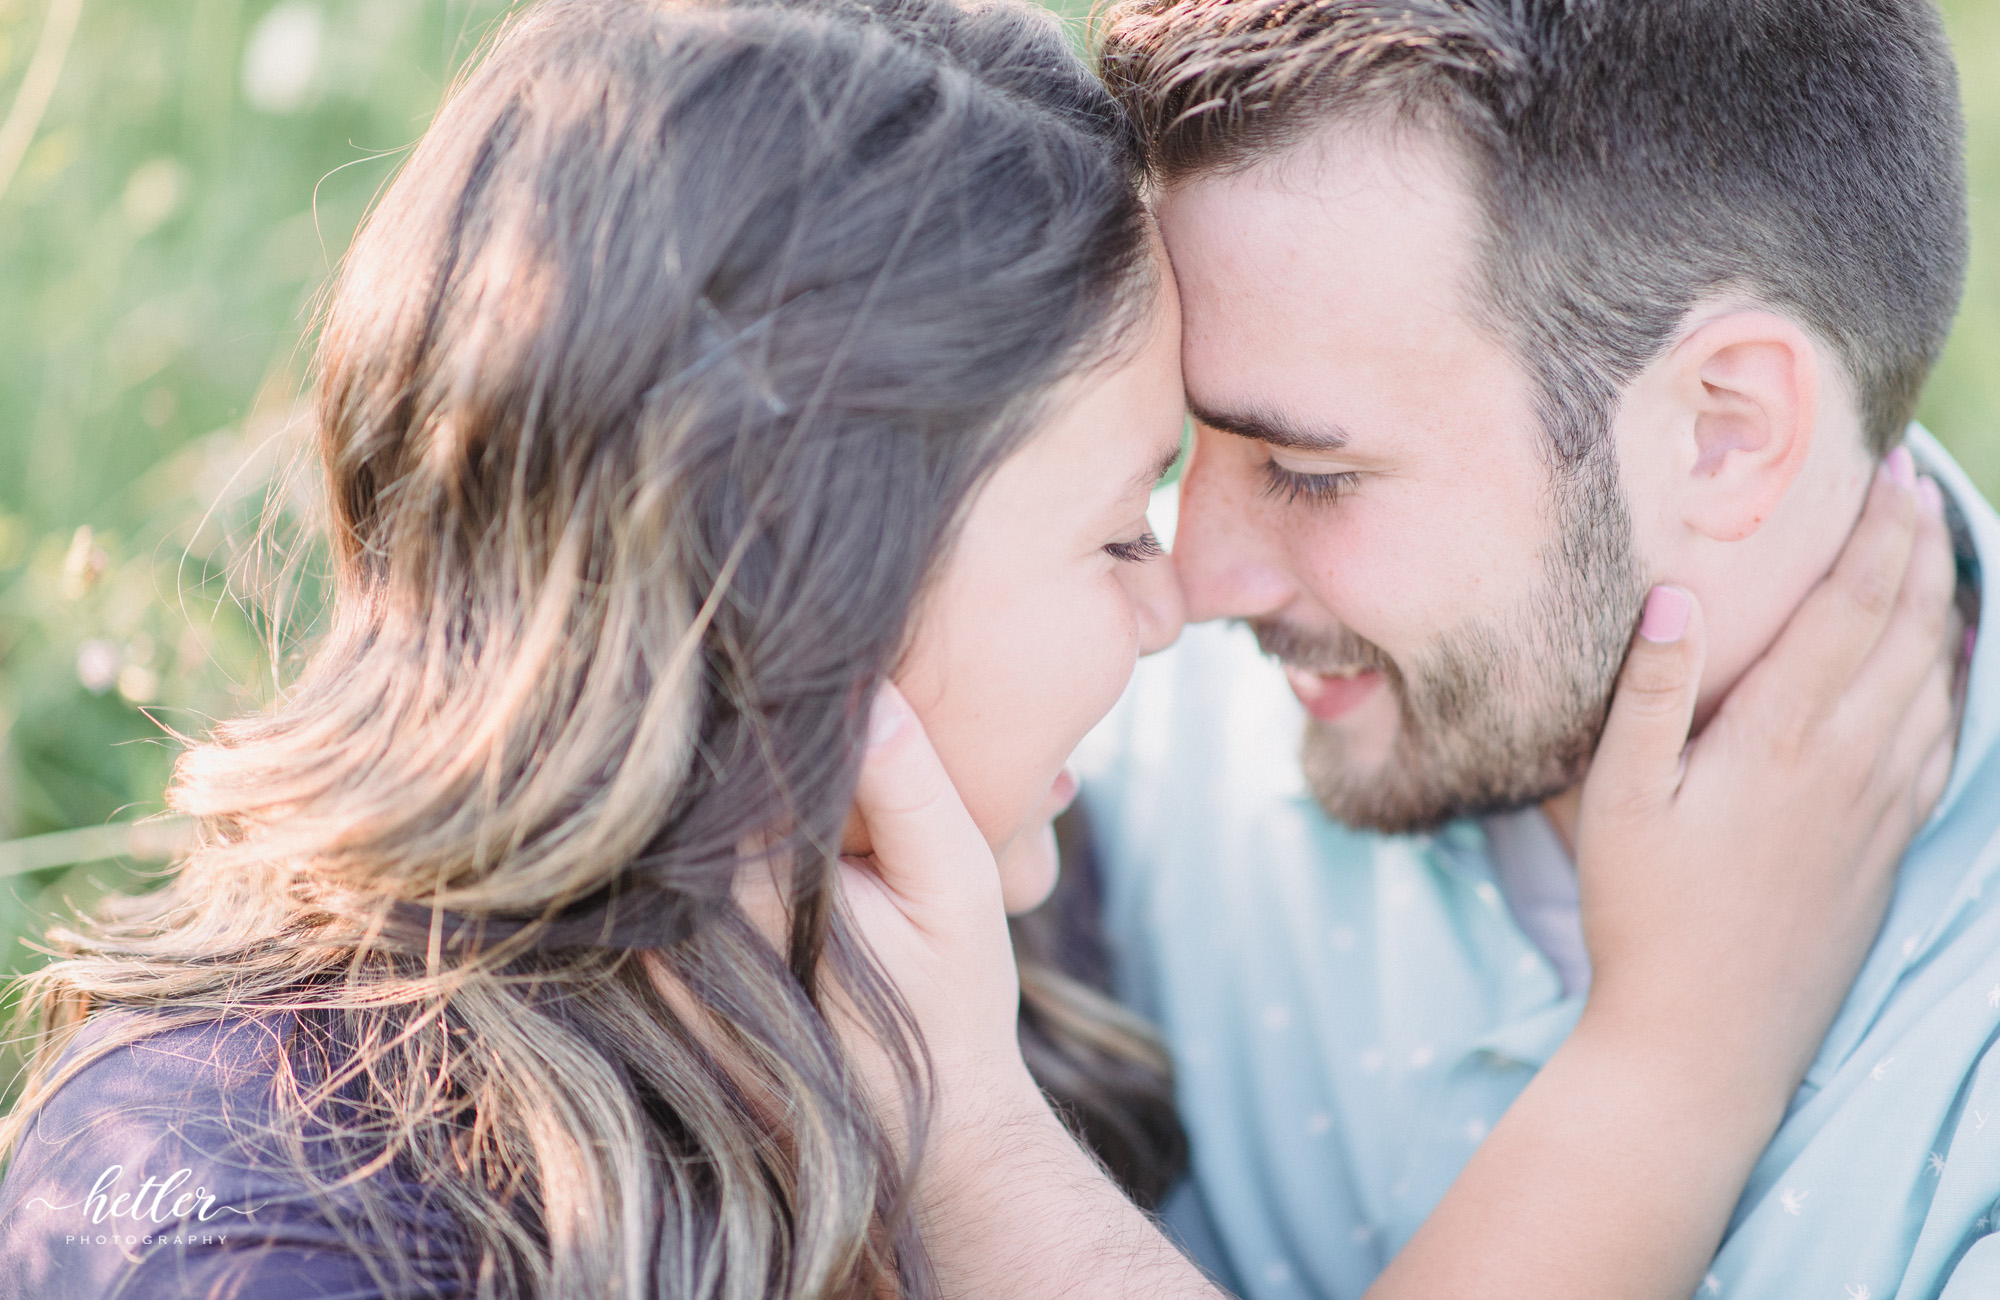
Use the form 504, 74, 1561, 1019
1541, 588, 1972, 870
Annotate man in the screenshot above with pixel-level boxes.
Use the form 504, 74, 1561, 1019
1072, 1, 1999, 1296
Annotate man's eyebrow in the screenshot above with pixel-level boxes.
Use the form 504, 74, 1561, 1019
1188, 402, 1350, 452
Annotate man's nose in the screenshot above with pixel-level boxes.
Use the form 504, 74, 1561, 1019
1171, 430, 1298, 624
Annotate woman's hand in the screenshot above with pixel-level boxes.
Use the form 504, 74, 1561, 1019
833, 683, 1040, 1128
1374, 453, 1957, 1300
833, 684, 1222, 1299
1575, 452, 1957, 1092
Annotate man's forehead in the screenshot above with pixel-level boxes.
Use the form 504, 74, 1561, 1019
1165, 143, 1498, 396
1160, 135, 1483, 345
1161, 122, 1478, 240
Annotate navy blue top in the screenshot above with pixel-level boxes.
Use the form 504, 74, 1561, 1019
0, 1014, 470, 1299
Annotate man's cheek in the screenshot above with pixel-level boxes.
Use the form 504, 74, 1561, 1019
1310, 535, 1472, 639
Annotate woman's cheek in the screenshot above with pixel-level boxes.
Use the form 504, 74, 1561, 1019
1081, 577, 1146, 715
994, 594, 1136, 914
906, 576, 1139, 865
999, 578, 1131, 773
1031, 582, 1140, 779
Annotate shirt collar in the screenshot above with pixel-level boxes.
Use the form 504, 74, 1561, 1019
1907, 423, 1996, 827
1794, 425, 2000, 1085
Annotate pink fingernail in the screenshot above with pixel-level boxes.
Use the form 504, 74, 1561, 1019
868, 688, 905, 749
1888, 446, 1917, 490
1639, 585, 1692, 644
1918, 477, 1944, 515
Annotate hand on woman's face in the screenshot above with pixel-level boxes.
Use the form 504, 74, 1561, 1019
894, 270, 1188, 914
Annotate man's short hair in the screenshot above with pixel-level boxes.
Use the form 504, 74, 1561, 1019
1100, 0, 1970, 460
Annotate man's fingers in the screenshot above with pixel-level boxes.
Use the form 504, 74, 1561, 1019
851, 682, 998, 911
1585, 586, 1707, 819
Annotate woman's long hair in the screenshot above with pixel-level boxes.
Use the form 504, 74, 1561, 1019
0, 1, 1178, 1294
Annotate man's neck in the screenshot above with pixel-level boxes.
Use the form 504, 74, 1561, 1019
1540, 603, 1974, 872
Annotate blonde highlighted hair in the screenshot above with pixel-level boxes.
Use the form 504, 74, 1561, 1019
3, 0, 1179, 1294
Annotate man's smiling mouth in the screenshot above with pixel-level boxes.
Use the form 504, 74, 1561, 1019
1282, 663, 1385, 721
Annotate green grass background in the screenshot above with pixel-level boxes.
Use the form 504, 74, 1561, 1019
0, 0, 1994, 955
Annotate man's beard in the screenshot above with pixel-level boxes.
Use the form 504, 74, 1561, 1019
1257, 453, 1647, 834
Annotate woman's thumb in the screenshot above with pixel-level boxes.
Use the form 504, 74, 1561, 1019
851, 682, 995, 909
1586, 586, 1708, 815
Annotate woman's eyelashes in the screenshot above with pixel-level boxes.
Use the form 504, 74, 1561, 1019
1261, 458, 1359, 507
1104, 530, 1166, 563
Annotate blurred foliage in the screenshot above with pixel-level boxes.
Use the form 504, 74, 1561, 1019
0, 0, 1993, 976
1925, 0, 2000, 490
0, 0, 518, 984
0, 0, 517, 835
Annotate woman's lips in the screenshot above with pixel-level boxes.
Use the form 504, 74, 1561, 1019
1283, 664, 1385, 721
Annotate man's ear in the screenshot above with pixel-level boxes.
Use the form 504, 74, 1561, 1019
1668, 310, 1821, 544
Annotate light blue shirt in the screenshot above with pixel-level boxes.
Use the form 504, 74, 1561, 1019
1073, 426, 2000, 1300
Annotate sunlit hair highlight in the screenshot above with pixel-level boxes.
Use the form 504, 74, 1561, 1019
2, 0, 1168, 1294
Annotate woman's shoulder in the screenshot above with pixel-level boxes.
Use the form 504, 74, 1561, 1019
5, 1011, 296, 1199
17, 1010, 290, 1129
0, 1011, 465, 1300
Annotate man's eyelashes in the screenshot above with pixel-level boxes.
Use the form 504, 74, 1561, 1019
1261, 460, 1360, 507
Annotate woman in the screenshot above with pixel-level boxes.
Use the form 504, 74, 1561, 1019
0, 0, 1955, 1297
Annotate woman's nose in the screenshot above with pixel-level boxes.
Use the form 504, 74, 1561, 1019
1132, 545, 1186, 656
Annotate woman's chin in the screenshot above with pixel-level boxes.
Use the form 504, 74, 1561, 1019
997, 819, 1061, 915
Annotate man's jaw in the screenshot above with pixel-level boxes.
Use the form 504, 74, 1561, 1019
1255, 611, 1590, 834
